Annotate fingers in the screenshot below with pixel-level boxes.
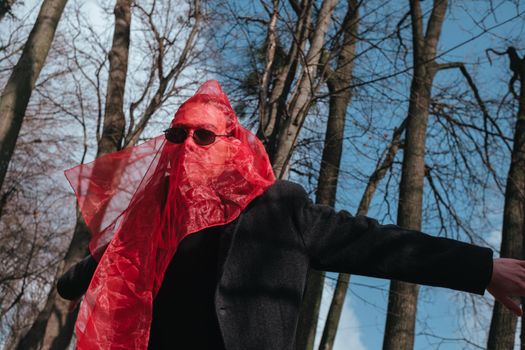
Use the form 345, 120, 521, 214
488, 259, 525, 316
497, 295, 523, 317
489, 258, 525, 297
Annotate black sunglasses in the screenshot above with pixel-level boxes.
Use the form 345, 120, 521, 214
163, 127, 231, 146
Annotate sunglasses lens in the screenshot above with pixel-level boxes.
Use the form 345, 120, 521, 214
165, 127, 188, 144
194, 129, 216, 145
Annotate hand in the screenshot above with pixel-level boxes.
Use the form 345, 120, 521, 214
487, 258, 525, 317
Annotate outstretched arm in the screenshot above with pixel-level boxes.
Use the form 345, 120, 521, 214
288, 183, 493, 296
291, 182, 525, 314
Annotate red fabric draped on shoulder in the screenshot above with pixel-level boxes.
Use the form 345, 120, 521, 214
64, 80, 275, 349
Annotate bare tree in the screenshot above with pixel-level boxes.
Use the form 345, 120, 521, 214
209, 2, 410, 348
236, 1, 343, 346
382, 1, 448, 349
256, 0, 314, 163
14, 1, 132, 349
270, 0, 338, 179
0, 14, 80, 343
0, 0, 68, 193
10, 0, 206, 348
486, 47, 525, 350
296, 1, 361, 349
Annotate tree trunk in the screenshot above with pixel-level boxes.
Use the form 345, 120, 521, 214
12, 272, 60, 350
382, 1, 447, 349
487, 48, 525, 350
14, 1, 131, 349
296, 1, 359, 349
0, 0, 68, 193
14, 220, 89, 350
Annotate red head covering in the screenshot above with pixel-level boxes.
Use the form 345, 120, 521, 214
64, 80, 275, 349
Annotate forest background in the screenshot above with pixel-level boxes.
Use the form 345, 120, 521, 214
0, 0, 524, 349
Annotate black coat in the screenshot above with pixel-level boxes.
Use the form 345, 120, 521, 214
58, 180, 494, 350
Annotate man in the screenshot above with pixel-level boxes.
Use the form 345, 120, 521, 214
59, 80, 525, 350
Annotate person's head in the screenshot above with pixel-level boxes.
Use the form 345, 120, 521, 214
164, 83, 240, 180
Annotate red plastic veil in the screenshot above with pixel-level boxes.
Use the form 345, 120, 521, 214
64, 80, 275, 349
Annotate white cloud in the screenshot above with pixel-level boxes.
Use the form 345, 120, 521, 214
315, 274, 367, 350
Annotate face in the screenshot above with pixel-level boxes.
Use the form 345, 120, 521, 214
167, 102, 238, 182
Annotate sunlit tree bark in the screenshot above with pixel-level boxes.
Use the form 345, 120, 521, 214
0, 0, 68, 193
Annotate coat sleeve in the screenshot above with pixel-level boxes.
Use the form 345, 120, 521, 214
289, 183, 494, 296
56, 254, 98, 300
